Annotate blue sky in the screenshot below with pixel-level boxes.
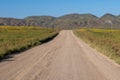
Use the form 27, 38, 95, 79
0, 0, 120, 18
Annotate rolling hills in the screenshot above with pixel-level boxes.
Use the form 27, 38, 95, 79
0, 13, 120, 29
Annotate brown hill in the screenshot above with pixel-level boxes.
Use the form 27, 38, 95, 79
0, 13, 120, 29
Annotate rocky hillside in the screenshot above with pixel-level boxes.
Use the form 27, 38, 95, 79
0, 18, 26, 26
24, 16, 56, 27
0, 13, 120, 29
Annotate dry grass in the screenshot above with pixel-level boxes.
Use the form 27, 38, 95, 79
0, 26, 58, 59
74, 28, 120, 64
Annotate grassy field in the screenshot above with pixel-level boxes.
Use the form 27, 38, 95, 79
74, 28, 120, 64
0, 26, 58, 59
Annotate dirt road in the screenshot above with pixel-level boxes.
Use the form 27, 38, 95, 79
0, 30, 120, 80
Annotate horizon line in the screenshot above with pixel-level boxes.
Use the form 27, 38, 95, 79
0, 13, 119, 19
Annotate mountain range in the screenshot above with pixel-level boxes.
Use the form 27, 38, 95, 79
0, 13, 120, 29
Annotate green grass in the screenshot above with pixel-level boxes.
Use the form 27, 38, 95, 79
74, 28, 120, 64
0, 26, 58, 60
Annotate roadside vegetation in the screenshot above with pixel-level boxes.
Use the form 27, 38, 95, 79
74, 28, 120, 64
0, 26, 58, 60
